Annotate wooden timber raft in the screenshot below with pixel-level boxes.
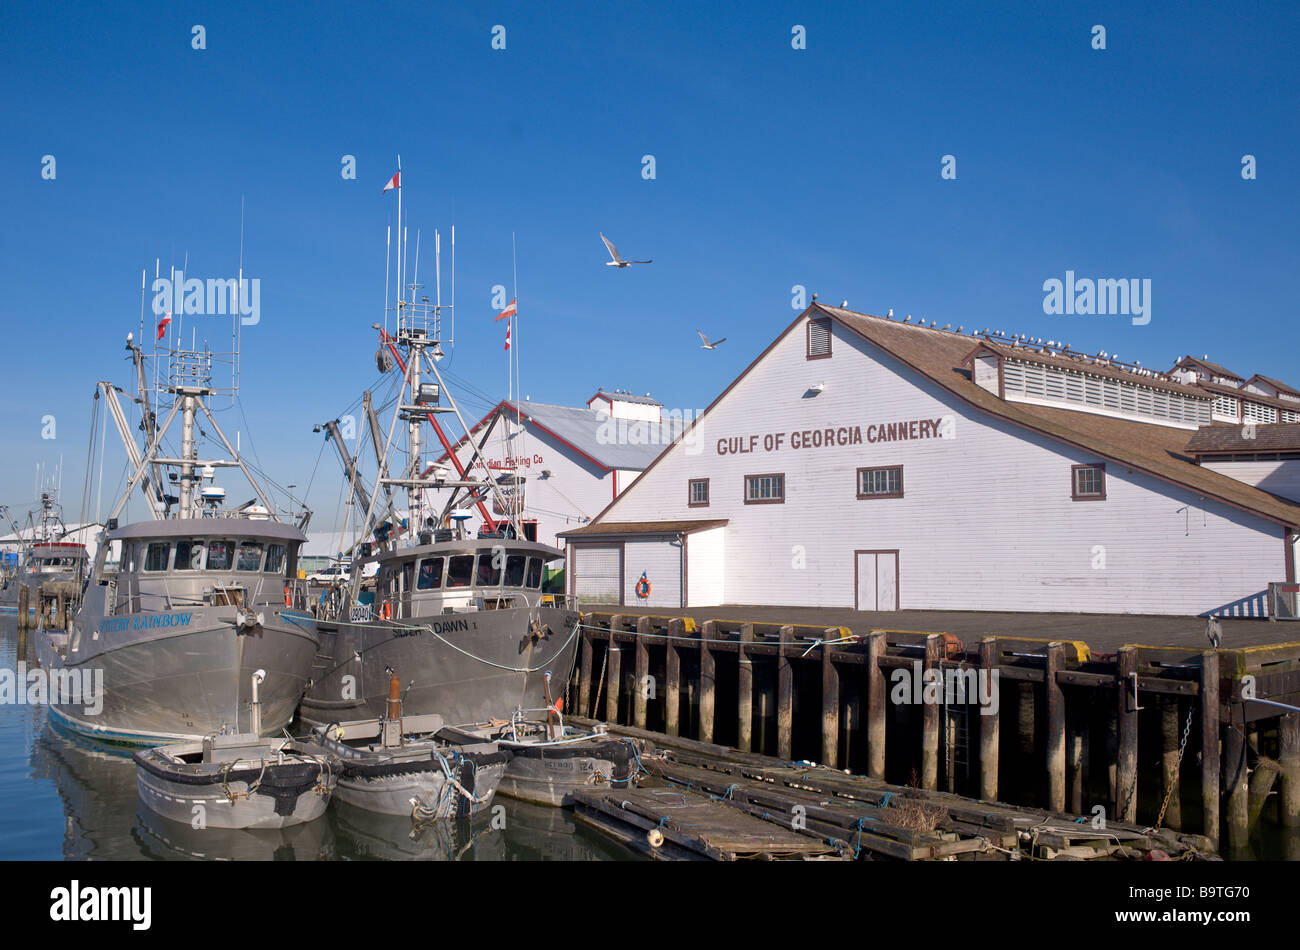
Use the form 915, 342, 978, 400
569, 717, 1213, 861
565, 611, 1300, 858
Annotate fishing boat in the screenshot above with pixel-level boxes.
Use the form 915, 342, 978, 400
298, 189, 580, 728
36, 304, 318, 744
307, 672, 511, 820
133, 669, 339, 829
438, 673, 641, 807
0, 486, 90, 618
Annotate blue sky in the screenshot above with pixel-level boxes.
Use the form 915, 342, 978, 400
2, 1, 1296, 529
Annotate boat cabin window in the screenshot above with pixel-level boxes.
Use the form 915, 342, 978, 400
401, 560, 415, 595
526, 557, 543, 589
143, 542, 171, 572
122, 543, 140, 573
236, 541, 264, 572
174, 540, 205, 571
206, 540, 235, 572
264, 544, 286, 575
417, 556, 443, 590
475, 553, 502, 587
504, 554, 526, 587
446, 555, 473, 588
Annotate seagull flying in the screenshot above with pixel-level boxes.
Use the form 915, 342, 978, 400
697, 331, 726, 350
601, 233, 652, 267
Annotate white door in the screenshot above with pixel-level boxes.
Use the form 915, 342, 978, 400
856, 550, 898, 611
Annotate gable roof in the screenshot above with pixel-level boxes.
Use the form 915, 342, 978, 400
581, 303, 1300, 530
1244, 374, 1300, 399
1173, 355, 1243, 382
431, 399, 685, 473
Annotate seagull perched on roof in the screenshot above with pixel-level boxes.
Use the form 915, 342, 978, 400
697, 330, 726, 350
600, 232, 652, 267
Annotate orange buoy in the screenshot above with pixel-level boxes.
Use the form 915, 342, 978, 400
635, 575, 651, 599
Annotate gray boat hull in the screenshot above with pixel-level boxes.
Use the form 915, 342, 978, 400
299, 606, 581, 727
134, 738, 337, 829
37, 607, 318, 745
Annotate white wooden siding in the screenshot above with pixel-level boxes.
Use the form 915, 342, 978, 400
687, 526, 725, 605
623, 539, 682, 608
1203, 461, 1300, 504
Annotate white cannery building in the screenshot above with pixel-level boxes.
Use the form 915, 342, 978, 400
560, 302, 1300, 616
425, 389, 686, 547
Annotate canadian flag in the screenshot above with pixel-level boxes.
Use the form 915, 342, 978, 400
156, 310, 171, 341
382, 170, 400, 192
504, 318, 511, 351
494, 297, 517, 322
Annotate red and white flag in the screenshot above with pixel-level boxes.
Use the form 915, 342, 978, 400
504, 318, 511, 351
382, 170, 400, 192
156, 310, 171, 341
494, 297, 517, 322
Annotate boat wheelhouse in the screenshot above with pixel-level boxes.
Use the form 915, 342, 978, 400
369, 537, 562, 619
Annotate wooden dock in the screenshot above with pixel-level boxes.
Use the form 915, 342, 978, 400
570, 717, 1213, 861
564, 609, 1300, 858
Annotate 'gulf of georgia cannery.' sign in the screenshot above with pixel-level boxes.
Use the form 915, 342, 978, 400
715, 415, 955, 456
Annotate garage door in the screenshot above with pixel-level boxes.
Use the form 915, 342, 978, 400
572, 545, 622, 605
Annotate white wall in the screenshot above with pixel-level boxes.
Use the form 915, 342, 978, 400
687, 526, 725, 606
623, 539, 682, 608
591, 316, 1289, 616
1203, 460, 1300, 503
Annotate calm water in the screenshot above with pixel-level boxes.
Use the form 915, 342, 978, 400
0, 616, 633, 861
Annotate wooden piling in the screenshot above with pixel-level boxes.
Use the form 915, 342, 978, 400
821, 630, 840, 769
1280, 712, 1300, 828
665, 619, 682, 737
1247, 754, 1280, 832
605, 615, 623, 725
1068, 700, 1088, 815
777, 625, 793, 761
1116, 646, 1138, 823
737, 624, 754, 753
1223, 686, 1248, 852
1200, 650, 1220, 848
866, 632, 886, 781
16, 584, 30, 658
1045, 642, 1066, 814
978, 638, 999, 802
699, 621, 717, 744
1017, 682, 1036, 757
1159, 697, 1183, 831
921, 634, 941, 791
633, 617, 650, 729
578, 627, 594, 718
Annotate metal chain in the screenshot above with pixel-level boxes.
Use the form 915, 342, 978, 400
1155, 704, 1195, 829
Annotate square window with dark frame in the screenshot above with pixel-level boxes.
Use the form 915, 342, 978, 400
744, 473, 785, 504
807, 317, 831, 360
858, 465, 903, 499
1072, 463, 1106, 500
688, 478, 710, 507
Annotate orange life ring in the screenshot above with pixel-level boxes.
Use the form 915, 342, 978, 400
380, 601, 392, 620
635, 576, 651, 599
